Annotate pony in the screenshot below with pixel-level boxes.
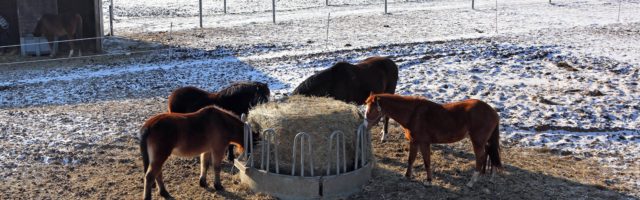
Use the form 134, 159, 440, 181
364, 93, 502, 187
139, 105, 255, 199
292, 56, 398, 141
32, 13, 83, 57
167, 81, 270, 161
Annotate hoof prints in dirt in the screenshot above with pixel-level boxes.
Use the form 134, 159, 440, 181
0, 39, 638, 170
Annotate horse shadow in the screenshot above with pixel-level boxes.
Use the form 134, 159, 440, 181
367, 142, 636, 199
0, 37, 290, 108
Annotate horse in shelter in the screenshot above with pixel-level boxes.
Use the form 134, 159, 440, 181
364, 93, 502, 187
292, 56, 398, 141
32, 13, 83, 57
139, 105, 257, 199
168, 81, 270, 161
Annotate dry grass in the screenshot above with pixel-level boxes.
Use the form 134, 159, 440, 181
0, 99, 637, 199
247, 96, 362, 175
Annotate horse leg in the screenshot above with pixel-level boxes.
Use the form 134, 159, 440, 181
143, 151, 170, 200
466, 141, 487, 188
68, 35, 75, 57
46, 35, 56, 57
156, 172, 172, 198
380, 115, 390, 142
199, 152, 212, 188
419, 143, 433, 185
212, 147, 226, 191
405, 141, 419, 179
226, 145, 235, 162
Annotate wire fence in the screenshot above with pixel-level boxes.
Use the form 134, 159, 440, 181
0, 0, 631, 66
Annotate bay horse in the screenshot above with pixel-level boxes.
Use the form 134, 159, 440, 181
292, 56, 398, 141
139, 105, 252, 200
32, 13, 83, 57
364, 93, 502, 187
168, 81, 270, 161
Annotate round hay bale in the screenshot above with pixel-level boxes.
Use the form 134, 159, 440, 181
248, 96, 363, 176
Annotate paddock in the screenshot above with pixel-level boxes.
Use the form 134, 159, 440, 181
0, 0, 639, 199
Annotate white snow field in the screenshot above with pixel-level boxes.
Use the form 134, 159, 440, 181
0, 0, 638, 194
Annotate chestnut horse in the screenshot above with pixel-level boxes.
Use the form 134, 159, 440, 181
292, 56, 398, 141
33, 13, 83, 57
139, 105, 250, 199
168, 81, 270, 161
364, 93, 502, 187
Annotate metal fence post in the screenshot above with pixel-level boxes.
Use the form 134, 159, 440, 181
472, 0, 475, 9
384, 0, 388, 14
495, 0, 498, 33
617, 0, 621, 22
272, 0, 276, 24
224, 0, 227, 14
199, 0, 203, 28
109, 0, 114, 36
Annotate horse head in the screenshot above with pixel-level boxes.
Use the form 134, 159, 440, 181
252, 82, 270, 105
292, 61, 358, 98
364, 92, 384, 128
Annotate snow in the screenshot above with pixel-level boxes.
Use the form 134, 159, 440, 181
0, 0, 638, 182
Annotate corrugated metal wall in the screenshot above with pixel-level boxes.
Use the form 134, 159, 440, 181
17, 0, 58, 37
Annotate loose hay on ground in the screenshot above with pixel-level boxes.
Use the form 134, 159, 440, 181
247, 96, 363, 176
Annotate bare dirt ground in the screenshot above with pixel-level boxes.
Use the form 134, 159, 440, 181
1, 1, 638, 198
0, 98, 637, 199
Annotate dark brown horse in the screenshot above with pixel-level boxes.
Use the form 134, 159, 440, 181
139, 105, 251, 200
33, 13, 83, 57
292, 56, 398, 141
168, 81, 270, 161
364, 93, 502, 187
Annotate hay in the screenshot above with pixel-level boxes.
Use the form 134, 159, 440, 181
247, 96, 363, 176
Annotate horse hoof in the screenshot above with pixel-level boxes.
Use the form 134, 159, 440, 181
423, 180, 432, 187
404, 173, 412, 179
214, 183, 224, 191
160, 190, 173, 199
466, 182, 474, 188
199, 178, 208, 188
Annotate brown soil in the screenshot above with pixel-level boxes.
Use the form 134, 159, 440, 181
0, 99, 637, 199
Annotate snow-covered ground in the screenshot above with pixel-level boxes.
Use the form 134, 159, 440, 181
0, 0, 638, 191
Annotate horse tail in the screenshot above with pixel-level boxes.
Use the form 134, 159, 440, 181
485, 123, 503, 173
382, 57, 399, 94
33, 17, 43, 37
139, 127, 150, 175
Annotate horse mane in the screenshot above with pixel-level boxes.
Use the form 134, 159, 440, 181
217, 81, 267, 98
292, 62, 354, 95
369, 93, 437, 108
